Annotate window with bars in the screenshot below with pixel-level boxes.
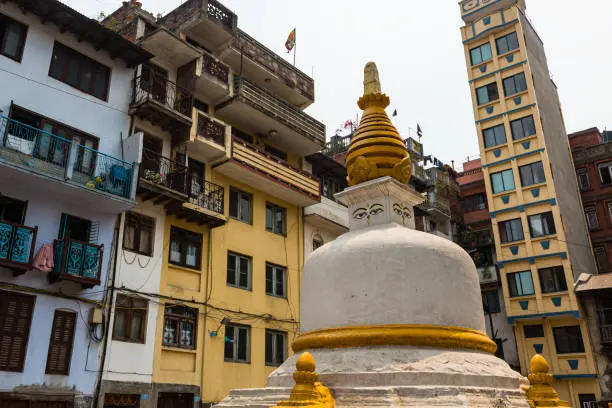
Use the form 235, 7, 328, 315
227, 252, 251, 290
48, 41, 111, 101
577, 168, 590, 191
169, 226, 202, 270
163, 306, 197, 349
538, 266, 567, 294
594, 246, 609, 273
0, 13, 27, 62
224, 324, 250, 363
229, 188, 252, 224
553, 326, 585, 354
482, 124, 507, 148
496, 32, 519, 55
123, 212, 154, 256
46, 310, 77, 375
528, 212, 556, 238
507, 271, 535, 297
585, 207, 599, 230
519, 161, 545, 187
502, 72, 528, 97
0, 290, 34, 372
476, 82, 499, 105
470, 42, 492, 65
499, 218, 524, 243
113, 295, 147, 343
265, 329, 287, 366
490, 169, 515, 194
266, 263, 287, 298
510, 115, 536, 141
266, 202, 286, 236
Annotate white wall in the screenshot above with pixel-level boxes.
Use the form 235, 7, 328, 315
304, 197, 348, 259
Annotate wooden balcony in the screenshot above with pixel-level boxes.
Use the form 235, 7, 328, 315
51, 239, 103, 288
0, 220, 37, 276
188, 109, 228, 162
216, 77, 325, 155
214, 138, 320, 207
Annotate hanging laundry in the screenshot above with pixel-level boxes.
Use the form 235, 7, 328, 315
33, 243, 54, 272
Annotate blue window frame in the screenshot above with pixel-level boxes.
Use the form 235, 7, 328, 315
470, 42, 492, 65
490, 169, 515, 193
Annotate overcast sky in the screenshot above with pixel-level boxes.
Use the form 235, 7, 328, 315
67, 0, 612, 170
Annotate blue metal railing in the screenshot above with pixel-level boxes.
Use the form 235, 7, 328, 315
0, 116, 133, 199
53, 239, 103, 284
0, 220, 37, 268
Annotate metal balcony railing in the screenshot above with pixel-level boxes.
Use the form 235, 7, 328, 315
322, 135, 351, 157
140, 149, 188, 195
132, 72, 193, 118
0, 117, 133, 199
196, 111, 225, 146
188, 176, 224, 215
53, 239, 104, 286
233, 77, 325, 145
0, 220, 37, 270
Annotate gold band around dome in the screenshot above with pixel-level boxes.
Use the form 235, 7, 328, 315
292, 324, 497, 355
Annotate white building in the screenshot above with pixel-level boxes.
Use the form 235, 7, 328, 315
0, 1, 150, 407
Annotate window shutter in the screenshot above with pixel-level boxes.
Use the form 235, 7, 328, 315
46, 310, 77, 375
0, 291, 35, 372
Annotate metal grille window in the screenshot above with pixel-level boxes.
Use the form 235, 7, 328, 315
266, 263, 287, 298
510, 115, 536, 140
265, 329, 287, 366
45, 310, 76, 375
553, 326, 585, 354
224, 324, 249, 363
490, 169, 515, 194
476, 82, 499, 105
0, 13, 27, 62
113, 295, 147, 343
585, 207, 599, 230
0, 290, 34, 372
499, 218, 524, 243
163, 306, 197, 349
229, 188, 252, 224
528, 212, 556, 238
496, 32, 519, 54
227, 252, 251, 290
266, 202, 286, 235
482, 124, 507, 148
470, 42, 492, 65
507, 271, 535, 297
538, 266, 567, 294
502, 72, 528, 96
482, 290, 500, 314
524, 324, 544, 338
123, 212, 154, 256
169, 226, 202, 270
594, 246, 609, 273
48, 41, 111, 101
577, 168, 590, 191
519, 161, 545, 187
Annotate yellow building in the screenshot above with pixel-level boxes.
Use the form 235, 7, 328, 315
99, 1, 324, 407
459, 1, 600, 406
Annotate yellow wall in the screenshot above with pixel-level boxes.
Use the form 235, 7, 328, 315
460, 2, 600, 403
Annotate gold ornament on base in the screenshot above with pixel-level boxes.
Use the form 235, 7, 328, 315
346, 62, 411, 186
525, 354, 569, 407
271, 352, 335, 408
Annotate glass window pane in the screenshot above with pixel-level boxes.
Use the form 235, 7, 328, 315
483, 128, 495, 148
502, 170, 515, 191
266, 265, 273, 294
239, 194, 250, 223
227, 254, 236, 285
180, 320, 194, 346
516, 73, 527, 92
481, 43, 492, 62
130, 312, 144, 341
265, 332, 273, 363
275, 334, 285, 363
139, 228, 151, 254
224, 326, 234, 359
508, 32, 519, 51
519, 272, 534, 295
477, 87, 488, 105
266, 206, 274, 231
163, 318, 177, 345
511, 119, 524, 140
494, 125, 506, 145
237, 328, 248, 361
185, 243, 197, 267
170, 240, 181, 263
529, 215, 544, 237
114, 310, 127, 338
275, 268, 285, 297
488, 83, 498, 101
523, 116, 536, 136
239, 258, 249, 288
491, 173, 503, 193
3, 22, 24, 58
229, 189, 238, 217
470, 48, 481, 65
123, 224, 136, 250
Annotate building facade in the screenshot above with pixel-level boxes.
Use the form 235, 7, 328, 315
99, 0, 325, 406
459, 1, 600, 406
457, 158, 520, 370
0, 1, 150, 407
570, 127, 612, 405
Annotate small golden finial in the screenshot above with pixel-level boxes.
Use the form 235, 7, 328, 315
272, 352, 335, 408
525, 354, 569, 407
346, 62, 411, 186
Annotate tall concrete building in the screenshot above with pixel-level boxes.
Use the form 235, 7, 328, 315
459, 1, 599, 405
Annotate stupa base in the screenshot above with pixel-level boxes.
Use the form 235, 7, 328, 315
216, 347, 530, 408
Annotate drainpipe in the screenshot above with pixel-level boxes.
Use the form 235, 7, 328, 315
201, 226, 213, 404
93, 212, 123, 408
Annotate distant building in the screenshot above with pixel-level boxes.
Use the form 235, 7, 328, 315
457, 158, 520, 370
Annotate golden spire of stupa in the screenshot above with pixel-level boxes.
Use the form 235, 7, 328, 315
346, 62, 411, 186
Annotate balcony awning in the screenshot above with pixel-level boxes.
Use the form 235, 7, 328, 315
575, 273, 612, 293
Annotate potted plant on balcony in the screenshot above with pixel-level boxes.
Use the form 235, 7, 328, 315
144, 169, 162, 184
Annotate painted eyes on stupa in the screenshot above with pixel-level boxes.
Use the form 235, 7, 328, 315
392, 203, 403, 216
369, 205, 384, 216
352, 203, 384, 220
353, 208, 368, 220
